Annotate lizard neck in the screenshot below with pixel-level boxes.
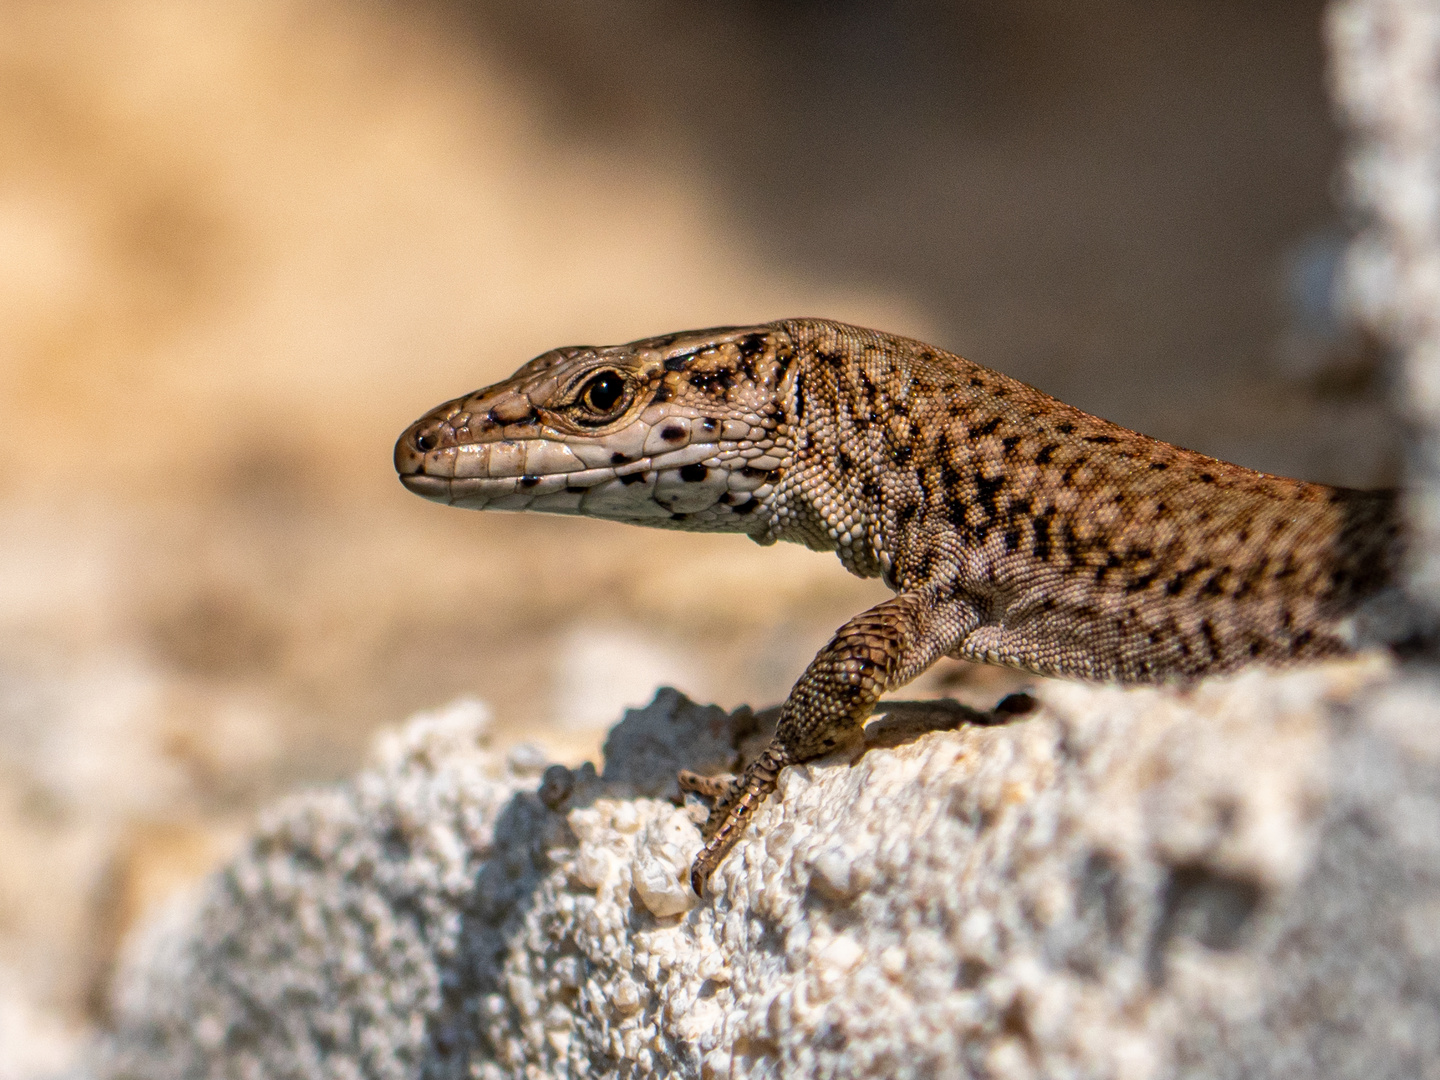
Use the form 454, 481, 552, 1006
760, 320, 906, 582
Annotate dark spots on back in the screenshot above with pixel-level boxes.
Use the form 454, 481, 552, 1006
1085, 435, 1117, 445
1125, 571, 1160, 594
818, 349, 845, 369
1032, 510, 1054, 562
1233, 559, 1266, 600
1061, 456, 1089, 487
893, 444, 913, 465
1035, 444, 1058, 466
1199, 473, 1215, 484
661, 425, 686, 442
1291, 629, 1315, 654
1173, 623, 1192, 658
969, 377, 985, 388
838, 449, 855, 472
611, 452, 633, 465
1004, 528, 1021, 551
619, 472, 647, 486
973, 474, 1005, 525
947, 499, 970, 534
520, 475, 540, 488
679, 464, 708, 482
1149, 462, 1169, 471
1008, 496, 1032, 516
1057, 422, 1075, 435
897, 503, 918, 527
794, 373, 807, 422
1060, 522, 1085, 565
971, 416, 1002, 438
1198, 571, 1228, 598
1001, 436, 1021, 456
1094, 551, 1124, 584
1200, 620, 1221, 662
1041, 597, 1057, 612
1165, 562, 1209, 597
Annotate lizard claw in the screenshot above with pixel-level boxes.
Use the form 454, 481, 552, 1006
684, 745, 790, 894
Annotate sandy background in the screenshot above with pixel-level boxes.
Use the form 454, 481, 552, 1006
0, 0, 1395, 1071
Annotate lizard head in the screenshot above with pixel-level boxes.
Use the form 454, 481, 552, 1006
395, 324, 796, 531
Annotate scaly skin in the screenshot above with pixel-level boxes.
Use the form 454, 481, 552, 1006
395, 319, 1400, 893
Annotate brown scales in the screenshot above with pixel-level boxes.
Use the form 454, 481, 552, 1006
395, 318, 1401, 893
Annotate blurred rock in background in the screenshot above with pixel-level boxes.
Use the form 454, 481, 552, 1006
0, 0, 1396, 1071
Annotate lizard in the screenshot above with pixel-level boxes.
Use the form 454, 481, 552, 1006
394, 319, 1401, 894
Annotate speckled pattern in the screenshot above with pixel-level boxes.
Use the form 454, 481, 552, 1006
396, 319, 1400, 889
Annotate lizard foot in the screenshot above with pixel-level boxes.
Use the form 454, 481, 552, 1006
676, 769, 735, 802
684, 744, 790, 895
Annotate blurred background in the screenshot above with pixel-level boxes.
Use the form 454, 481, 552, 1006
0, 0, 1397, 1071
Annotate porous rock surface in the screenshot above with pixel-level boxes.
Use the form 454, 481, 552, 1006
92, 662, 1440, 1079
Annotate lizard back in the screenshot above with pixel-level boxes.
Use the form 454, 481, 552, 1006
777, 319, 1398, 680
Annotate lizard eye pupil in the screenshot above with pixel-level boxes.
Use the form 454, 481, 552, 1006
582, 372, 626, 412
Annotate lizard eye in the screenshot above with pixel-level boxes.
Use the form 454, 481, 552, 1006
579, 371, 627, 414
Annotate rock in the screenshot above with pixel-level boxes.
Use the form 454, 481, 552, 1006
90, 654, 1440, 1079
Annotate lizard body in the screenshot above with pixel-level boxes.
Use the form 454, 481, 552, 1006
395, 319, 1400, 892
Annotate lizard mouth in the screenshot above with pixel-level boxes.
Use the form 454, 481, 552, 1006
398, 472, 450, 499
396, 429, 773, 521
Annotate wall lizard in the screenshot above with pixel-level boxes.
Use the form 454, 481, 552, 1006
395, 319, 1400, 893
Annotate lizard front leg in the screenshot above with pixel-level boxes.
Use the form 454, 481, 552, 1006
684, 590, 977, 894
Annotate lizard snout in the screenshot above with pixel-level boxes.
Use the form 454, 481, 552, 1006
394, 412, 459, 502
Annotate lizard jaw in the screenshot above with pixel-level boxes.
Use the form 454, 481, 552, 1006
397, 428, 780, 526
